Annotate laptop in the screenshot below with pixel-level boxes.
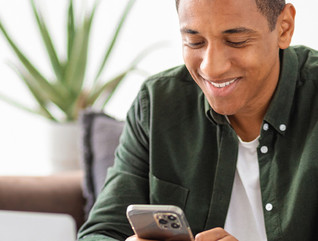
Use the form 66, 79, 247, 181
0, 210, 76, 241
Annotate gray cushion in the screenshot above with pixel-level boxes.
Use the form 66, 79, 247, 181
79, 110, 124, 217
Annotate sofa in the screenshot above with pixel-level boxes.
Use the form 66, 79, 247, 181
0, 111, 125, 231
0, 171, 85, 230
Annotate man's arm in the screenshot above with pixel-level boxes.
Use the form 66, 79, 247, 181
78, 87, 151, 241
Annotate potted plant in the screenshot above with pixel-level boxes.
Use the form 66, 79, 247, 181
0, 0, 148, 172
0, 0, 144, 121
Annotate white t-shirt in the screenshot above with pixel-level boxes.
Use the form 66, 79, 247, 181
224, 136, 267, 241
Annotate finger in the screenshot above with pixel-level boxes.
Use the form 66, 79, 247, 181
195, 227, 238, 241
126, 234, 159, 241
220, 236, 238, 241
125, 234, 138, 241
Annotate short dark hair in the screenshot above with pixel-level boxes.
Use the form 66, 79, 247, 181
175, 0, 286, 31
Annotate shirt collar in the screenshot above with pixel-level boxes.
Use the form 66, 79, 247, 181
204, 47, 299, 134
264, 47, 298, 135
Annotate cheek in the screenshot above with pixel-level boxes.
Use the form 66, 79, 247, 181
182, 48, 201, 84
182, 47, 202, 69
231, 47, 268, 77
246, 48, 277, 79
246, 38, 279, 70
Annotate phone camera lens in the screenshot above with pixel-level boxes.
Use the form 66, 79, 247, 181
171, 223, 180, 229
168, 215, 177, 221
159, 219, 168, 225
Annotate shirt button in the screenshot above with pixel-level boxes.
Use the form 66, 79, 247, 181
279, 124, 287, 132
263, 123, 269, 131
265, 203, 273, 211
260, 146, 268, 154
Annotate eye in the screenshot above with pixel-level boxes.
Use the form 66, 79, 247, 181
185, 41, 205, 49
225, 40, 248, 48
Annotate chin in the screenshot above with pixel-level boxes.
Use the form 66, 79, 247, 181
210, 103, 237, 116
211, 108, 235, 117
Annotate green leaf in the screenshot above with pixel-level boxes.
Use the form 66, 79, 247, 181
63, 3, 97, 98
67, 0, 75, 61
0, 20, 68, 109
93, 0, 136, 84
8, 63, 57, 120
88, 70, 130, 106
101, 72, 128, 108
0, 64, 57, 121
31, 0, 63, 82
0, 92, 44, 117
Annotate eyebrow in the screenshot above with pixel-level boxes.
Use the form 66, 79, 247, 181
180, 27, 257, 35
180, 27, 199, 35
222, 27, 257, 35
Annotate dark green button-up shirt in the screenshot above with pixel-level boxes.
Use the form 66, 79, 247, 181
78, 45, 318, 241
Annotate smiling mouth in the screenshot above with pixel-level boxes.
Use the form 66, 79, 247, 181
208, 78, 239, 88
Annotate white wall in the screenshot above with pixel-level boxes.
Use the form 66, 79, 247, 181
287, 1, 318, 48
0, 0, 317, 175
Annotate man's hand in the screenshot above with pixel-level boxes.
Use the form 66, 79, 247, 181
126, 228, 238, 241
195, 228, 238, 241
126, 234, 158, 241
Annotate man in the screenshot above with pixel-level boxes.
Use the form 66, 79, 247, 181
78, 0, 318, 240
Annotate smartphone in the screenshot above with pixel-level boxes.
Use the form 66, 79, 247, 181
126, 204, 194, 241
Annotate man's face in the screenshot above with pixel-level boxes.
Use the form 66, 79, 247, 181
178, 0, 283, 116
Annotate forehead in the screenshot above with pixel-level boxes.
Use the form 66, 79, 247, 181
178, 0, 269, 34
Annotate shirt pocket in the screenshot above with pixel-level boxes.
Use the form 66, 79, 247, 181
149, 173, 189, 210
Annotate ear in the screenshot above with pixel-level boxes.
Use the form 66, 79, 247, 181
277, 3, 296, 49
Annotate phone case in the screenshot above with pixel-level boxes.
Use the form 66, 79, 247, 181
126, 204, 194, 241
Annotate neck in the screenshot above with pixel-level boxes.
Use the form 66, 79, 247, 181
228, 105, 267, 142
228, 115, 261, 142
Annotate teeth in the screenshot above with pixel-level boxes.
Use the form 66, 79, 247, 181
210, 78, 237, 88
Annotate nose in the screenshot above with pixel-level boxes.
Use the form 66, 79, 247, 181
200, 42, 231, 80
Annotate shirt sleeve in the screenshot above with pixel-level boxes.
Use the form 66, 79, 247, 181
77, 86, 151, 241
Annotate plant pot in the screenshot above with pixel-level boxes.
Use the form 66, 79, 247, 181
47, 121, 80, 173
